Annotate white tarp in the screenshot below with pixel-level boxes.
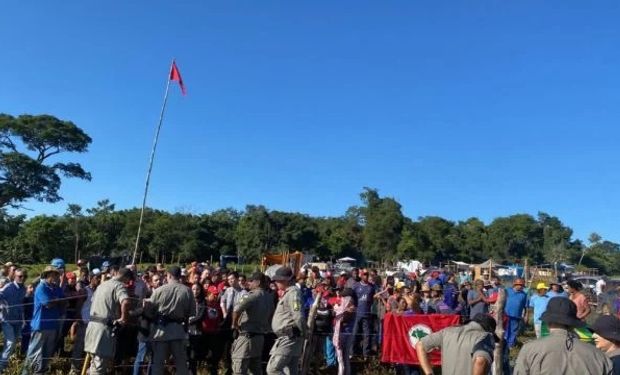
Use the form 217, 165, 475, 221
397, 260, 423, 273
264, 264, 283, 278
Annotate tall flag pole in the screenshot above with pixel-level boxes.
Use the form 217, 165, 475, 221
132, 59, 186, 265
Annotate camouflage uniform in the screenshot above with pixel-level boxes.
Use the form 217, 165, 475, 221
84, 278, 129, 374
266, 286, 305, 375
232, 288, 275, 374
147, 279, 194, 375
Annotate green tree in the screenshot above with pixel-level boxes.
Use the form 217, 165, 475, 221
12, 215, 72, 263
195, 208, 241, 260
453, 217, 487, 262
416, 216, 458, 263
65, 203, 84, 262
485, 214, 543, 263
84, 199, 123, 256
235, 205, 275, 262
0, 114, 92, 208
359, 188, 405, 261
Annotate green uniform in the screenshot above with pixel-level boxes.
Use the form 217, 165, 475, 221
420, 321, 494, 375
266, 286, 305, 375
147, 280, 195, 375
514, 329, 613, 375
83, 278, 129, 375
232, 288, 275, 374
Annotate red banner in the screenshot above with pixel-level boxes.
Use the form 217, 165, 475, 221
381, 313, 460, 365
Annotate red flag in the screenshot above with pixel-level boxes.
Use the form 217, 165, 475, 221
381, 313, 460, 365
169, 60, 186, 95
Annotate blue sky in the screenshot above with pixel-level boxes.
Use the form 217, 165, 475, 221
1, 1, 619, 243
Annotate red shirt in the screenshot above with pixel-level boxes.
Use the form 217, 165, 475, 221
207, 285, 220, 298
202, 300, 223, 333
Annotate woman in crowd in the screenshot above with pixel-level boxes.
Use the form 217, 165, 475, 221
333, 288, 357, 375
188, 283, 207, 375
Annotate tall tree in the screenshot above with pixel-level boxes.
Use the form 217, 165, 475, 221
0, 114, 92, 208
359, 188, 405, 261
65, 203, 84, 262
235, 205, 275, 262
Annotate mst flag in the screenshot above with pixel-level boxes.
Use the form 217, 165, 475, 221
169, 60, 186, 95
381, 313, 460, 366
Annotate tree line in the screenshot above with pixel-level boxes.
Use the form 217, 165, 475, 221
0, 188, 618, 274
1, 114, 618, 273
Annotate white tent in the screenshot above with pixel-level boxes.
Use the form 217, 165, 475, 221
337, 257, 356, 263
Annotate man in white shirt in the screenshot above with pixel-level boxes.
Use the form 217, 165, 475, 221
596, 278, 607, 311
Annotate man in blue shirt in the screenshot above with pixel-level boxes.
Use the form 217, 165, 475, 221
528, 283, 550, 338
22, 266, 64, 375
504, 278, 528, 348
350, 270, 375, 359
0, 268, 27, 372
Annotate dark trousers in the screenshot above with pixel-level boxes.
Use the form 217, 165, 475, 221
189, 335, 206, 375
350, 314, 372, 357
221, 329, 233, 375
206, 333, 225, 375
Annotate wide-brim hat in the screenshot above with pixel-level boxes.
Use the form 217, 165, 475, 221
41, 266, 60, 278
540, 297, 585, 328
272, 267, 294, 281
431, 284, 443, 292
420, 284, 431, 292
591, 315, 620, 343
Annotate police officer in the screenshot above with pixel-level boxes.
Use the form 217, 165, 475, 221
231, 272, 275, 374
266, 267, 305, 375
145, 265, 194, 375
416, 313, 496, 375
84, 267, 134, 375
514, 297, 613, 375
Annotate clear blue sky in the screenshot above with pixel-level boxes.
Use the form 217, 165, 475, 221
2, 1, 619, 244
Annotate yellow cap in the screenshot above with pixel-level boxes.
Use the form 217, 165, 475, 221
536, 282, 548, 290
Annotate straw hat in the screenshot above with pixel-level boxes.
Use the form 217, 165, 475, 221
41, 266, 60, 279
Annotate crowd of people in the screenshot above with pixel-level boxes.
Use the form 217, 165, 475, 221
0, 259, 619, 374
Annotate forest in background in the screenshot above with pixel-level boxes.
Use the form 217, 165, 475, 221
1, 188, 618, 274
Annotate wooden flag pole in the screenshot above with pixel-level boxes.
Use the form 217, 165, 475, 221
493, 287, 507, 375
132, 60, 174, 265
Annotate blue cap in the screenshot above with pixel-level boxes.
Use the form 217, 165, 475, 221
102, 261, 110, 269
51, 258, 65, 269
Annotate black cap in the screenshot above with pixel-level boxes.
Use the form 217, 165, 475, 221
272, 267, 294, 281
591, 315, 620, 343
540, 297, 585, 328
168, 266, 182, 279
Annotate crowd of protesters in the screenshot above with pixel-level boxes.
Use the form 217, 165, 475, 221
0, 259, 619, 374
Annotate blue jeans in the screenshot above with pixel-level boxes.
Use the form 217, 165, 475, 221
0, 322, 22, 371
325, 335, 337, 367
133, 339, 149, 375
22, 329, 57, 375
504, 317, 521, 348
